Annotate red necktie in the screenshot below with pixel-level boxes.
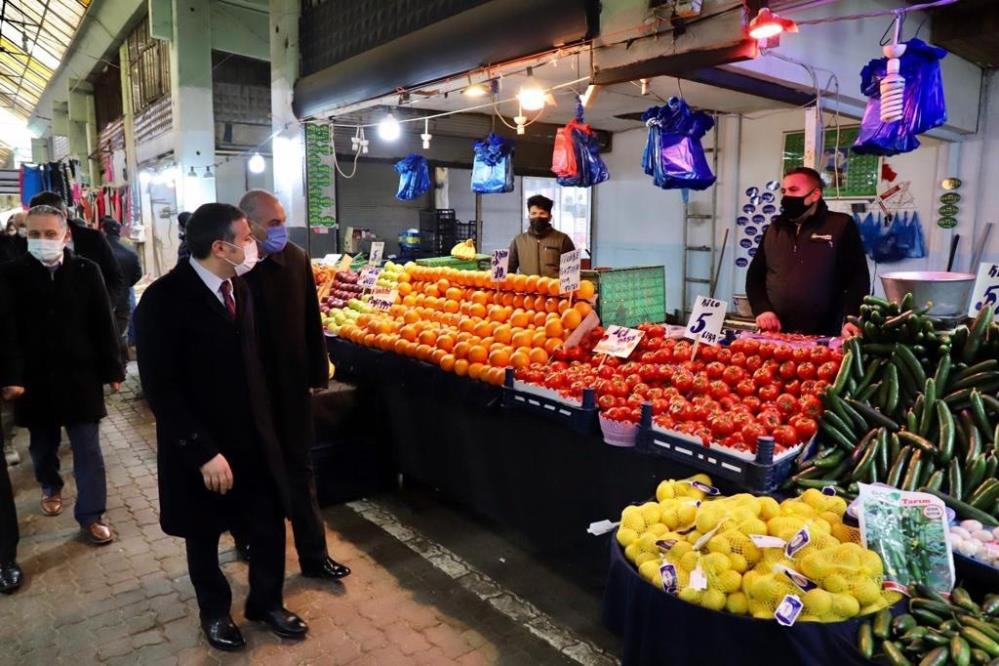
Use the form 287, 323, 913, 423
220, 281, 236, 319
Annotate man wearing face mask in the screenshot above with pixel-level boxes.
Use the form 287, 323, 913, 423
135, 203, 305, 652
234, 190, 350, 582
508, 194, 575, 279
746, 167, 869, 337
0, 205, 124, 545
0, 213, 26, 264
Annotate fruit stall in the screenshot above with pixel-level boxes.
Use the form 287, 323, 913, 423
313, 259, 999, 666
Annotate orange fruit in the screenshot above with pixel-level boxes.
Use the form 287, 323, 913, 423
525, 275, 540, 294
430, 349, 447, 365
576, 279, 596, 299
512, 274, 528, 293
397, 282, 413, 296
473, 320, 493, 338
531, 331, 547, 348
493, 324, 513, 344
469, 303, 487, 319
425, 285, 440, 298
418, 330, 437, 346
443, 299, 460, 314
436, 279, 450, 293
544, 337, 562, 355
436, 335, 455, 352
529, 348, 549, 364
445, 287, 463, 301
510, 311, 530, 328
511, 331, 532, 348
532, 311, 548, 327
513, 294, 526, 309
561, 309, 582, 330
453, 341, 470, 359
468, 362, 486, 381
510, 351, 530, 369
574, 301, 593, 318
545, 319, 564, 339
544, 298, 559, 314
454, 359, 469, 376
439, 353, 456, 372
488, 348, 511, 367
363, 333, 377, 347
557, 299, 570, 314
416, 344, 433, 361
532, 295, 547, 312
471, 290, 489, 305
468, 345, 488, 364
487, 367, 506, 385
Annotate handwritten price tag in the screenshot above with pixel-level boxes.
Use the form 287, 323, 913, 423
593, 325, 645, 358
370, 285, 397, 311
491, 249, 510, 282
684, 296, 728, 346
359, 266, 381, 290
968, 262, 999, 318
559, 249, 582, 295
368, 241, 385, 266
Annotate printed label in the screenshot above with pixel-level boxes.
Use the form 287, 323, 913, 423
785, 528, 811, 558
660, 563, 679, 595
750, 534, 787, 549
774, 594, 804, 627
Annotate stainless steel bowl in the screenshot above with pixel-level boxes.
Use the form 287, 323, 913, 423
880, 271, 976, 317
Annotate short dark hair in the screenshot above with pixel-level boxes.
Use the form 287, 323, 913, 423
101, 217, 122, 237
784, 167, 824, 191
527, 194, 554, 214
177, 211, 192, 229
29, 191, 66, 210
186, 203, 246, 259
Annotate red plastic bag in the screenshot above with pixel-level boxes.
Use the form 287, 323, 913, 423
551, 126, 579, 178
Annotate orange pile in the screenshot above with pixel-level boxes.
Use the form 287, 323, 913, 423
337, 265, 597, 385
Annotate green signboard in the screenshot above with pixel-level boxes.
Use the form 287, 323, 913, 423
782, 126, 879, 198
305, 123, 336, 228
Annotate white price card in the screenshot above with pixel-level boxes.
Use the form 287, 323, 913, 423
559, 249, 582, 295
337, 254, 354, 271
968, 262, 999, 318
684, 296, 728, 346
490, 249, 510, 282
368, 241, 385, 266
321, 253, 342, 267
359, 266, 381, 290
370, 285, 397, 311
593, 325, 645, 358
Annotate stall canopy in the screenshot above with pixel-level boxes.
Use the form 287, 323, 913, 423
293, 0, 596, 119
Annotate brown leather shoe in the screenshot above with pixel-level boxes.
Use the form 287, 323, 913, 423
40, 493, 62, 516
84, 520, 114, 545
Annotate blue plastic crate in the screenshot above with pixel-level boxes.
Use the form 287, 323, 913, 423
501, 369, 598, 434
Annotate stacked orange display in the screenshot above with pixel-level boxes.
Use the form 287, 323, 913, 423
336, 264, 597, 385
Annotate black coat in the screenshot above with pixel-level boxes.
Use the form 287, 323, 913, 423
107, 236, 143, 313
0, 252, 124, 428
69, 220, 125, 309
134, 261, 291, 538
245, 243, 329, 461
0, 235, 25, 264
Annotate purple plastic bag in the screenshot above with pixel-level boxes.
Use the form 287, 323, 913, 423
641, 98, 716, 190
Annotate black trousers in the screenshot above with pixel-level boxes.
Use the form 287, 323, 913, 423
186, 488, 285, 620
233, 448, 327, 568
0, 451, 18, 564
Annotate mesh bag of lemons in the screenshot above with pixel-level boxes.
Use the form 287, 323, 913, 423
616, 473, 903, 623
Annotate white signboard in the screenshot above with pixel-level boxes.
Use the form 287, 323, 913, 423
559, 249, 582, 295
491, 249, 510, 282
359, 266, 381, 290
370, 285, 397, 311
593, 325, 645, 358
968, 262, 999, 318
321, 253, 342, 267
368, 241, 385, 266
684, 296, 728, 346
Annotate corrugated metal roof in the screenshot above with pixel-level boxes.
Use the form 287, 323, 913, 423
0, 0, 90, 119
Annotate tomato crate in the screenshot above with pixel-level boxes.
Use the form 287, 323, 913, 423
635, 404, 811, 494
583, 266, 666, 327
501, 369, 598, 434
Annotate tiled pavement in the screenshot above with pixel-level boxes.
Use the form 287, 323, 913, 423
0, 370, 618, 665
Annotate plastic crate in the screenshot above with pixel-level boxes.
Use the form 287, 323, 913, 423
635, 404, 806, 494
585, 266, 666, 327
418, 210, 478, 255
501, 369, 598, 434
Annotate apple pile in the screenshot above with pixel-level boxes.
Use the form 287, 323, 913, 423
516, 324, 841, 454
322, 269, 363, 311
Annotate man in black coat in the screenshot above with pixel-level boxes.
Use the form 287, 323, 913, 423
101, 218, 143, 369
0, 205, 124, 546
0, 212, 26, 264
134, 203, 307, 652
0, 274, 24, 593
29, 192, 125, 311
237, 190, 350, 581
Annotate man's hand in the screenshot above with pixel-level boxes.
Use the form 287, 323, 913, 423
841, 322, 862, 339
110, 382, 121, 393
1, 386, 25, 401
755, 311, 782, 332
199, 454, 234, 495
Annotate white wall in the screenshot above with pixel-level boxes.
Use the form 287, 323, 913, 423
214, 154, 274, 208
448, 168, 523, 254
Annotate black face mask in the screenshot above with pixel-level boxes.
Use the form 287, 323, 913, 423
781, 190, 817, 220
529, 216, 551, 233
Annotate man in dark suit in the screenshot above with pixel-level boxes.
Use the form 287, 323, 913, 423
134, 203, 307, 651
236, 190, 350, 581
101, 218, 143, 369
28, 192, 124, 311
0, 275, 24, 593
0, 205, 124, 545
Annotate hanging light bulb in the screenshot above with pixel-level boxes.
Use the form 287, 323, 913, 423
514, 103, 527, 136
880, 13, 907, 123
464, 73, 488, 98
517, 67, 546, 112
203, 166, 213, 178
420, 118, 432, 150
248, 152, 266, 174
359, 128, 370, 154
747, 8, 796, 41
377, 113, 401, 141
187, 166, 197, 177
640, 79, 650, 96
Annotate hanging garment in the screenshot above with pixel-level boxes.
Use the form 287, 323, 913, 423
20, 164, 45, 208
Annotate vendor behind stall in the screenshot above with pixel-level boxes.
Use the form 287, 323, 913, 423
746, 167, 869, 337
508, 194, 574, 279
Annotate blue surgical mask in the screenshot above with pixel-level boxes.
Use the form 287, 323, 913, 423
260, 225, 288, 255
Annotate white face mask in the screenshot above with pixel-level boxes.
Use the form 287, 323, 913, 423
222, 239, 259, 276
27, 238, 64, 265
17, 227, 27, 238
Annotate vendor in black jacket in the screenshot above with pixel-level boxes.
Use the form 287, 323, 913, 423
746, 167, 869, 337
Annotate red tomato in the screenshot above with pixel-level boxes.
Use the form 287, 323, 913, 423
709, 380, 730, 400
799, 394, 823, 419
692, 373, 711, 394
706, 362, 726, 379
809, 346, 831, 364
758, 343, 776, 360
817, 361, 839, 381
793, 417, 818, 440
742, 339, 760, 356
699, 345, 718, 362
773, 425, 799, 448
722, 365, 746, 386
796, 361, 817, 381
730, 352, 747, 367
799, 380, 818, 396
784, 379, 801, 396
651, 398, 669, 415
716, 348, 732, 364
598, 395, 616, 411
709, 413, 736, 437
742, 422, 766, 445
719, 395, 739, 411
672, 371, 694, 393
775, 393, 798, 416
646, 337, 663, 351
792, 348, 809, 362
774, 345, 793, 362
779, 361, 797, 380
721, 432, 747, 450
757, 409, 783, 429
745, 355, 763, 373
741, 395, 762, 413
655, 415, 676, 430
632, 382, 651, 397
758, 384, 780, 402
753, 366, 775, 387
736, 379, 756, 397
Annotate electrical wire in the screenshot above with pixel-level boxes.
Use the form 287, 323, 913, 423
795, 0, 958, 27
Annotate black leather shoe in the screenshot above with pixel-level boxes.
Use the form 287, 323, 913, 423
244, 607, 308, 639
301, 556, 351, 580
234, 541, 251, 563
0, 562, 24, 594
201, 615, 245, 651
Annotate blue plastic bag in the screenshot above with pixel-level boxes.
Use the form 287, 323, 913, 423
855, 210, 927, 263
394, 153, 431, 201
853, 39, 947, 156
471, 133, 515, 194
641, 98, 716, 190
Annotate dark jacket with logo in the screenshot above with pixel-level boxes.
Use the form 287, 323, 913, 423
508, 226, 575, 279
746, 200, 869, 336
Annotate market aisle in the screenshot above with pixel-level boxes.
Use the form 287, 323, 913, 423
0, 368, 614, 666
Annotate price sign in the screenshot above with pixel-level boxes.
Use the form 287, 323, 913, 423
368, 241, 384, 266
321, 253, 342, 267
490, 249, 510, 282
370, 285, 397, 311
359, 266, 381, 290
593, 325, 645, 358
968, 262, 999, 318
337, 254, 354, 271
559, 249, 582, 295
684, 296, 728, 346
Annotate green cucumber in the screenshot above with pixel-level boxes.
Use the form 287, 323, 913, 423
918, 646, 950, 666
953, 359, 998, 383
920, 378, 939, 434
883, 640, 913, 666
969, 478, 999, 511
888, 447, 912, 488
885, 363, 901, 415
902, 449, 926, 492
935, 353, 955, 392
912, 608, 947, 626
874, 606, 893, 638
896, 343, 928, 386
919, 488, 998, 525
970, 390, 993, 443
846, 397, 901, 432
952, 635, 972, 666
820, 419, 856, 451
912, 598, 953, 616
951, 371, 999, 392
949, 458, 964, 505
952, 588, 981, 615
857, 621, 874, 659
925, 469, 945, 491
959, 410, 983, 462
898, 431, 938, 456
961, 627, 999, 658
964, 456, 988, 500
936, 401, 956, 464
831, 349, 854, 395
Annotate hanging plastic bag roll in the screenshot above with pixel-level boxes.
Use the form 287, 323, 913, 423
394, 153, 432, 201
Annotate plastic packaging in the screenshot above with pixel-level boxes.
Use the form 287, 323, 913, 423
641, 98, 716, 191
552, 101, 610, 187
394, 154, 432, 201
855, 211, 927, 263
471, 133, 515, 194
